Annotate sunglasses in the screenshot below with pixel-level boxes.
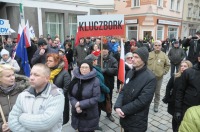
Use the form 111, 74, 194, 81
127, 57, 133, 59
154, 45, 161, 47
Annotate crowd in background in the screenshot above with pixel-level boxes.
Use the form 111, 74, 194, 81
0, 31, 200, 132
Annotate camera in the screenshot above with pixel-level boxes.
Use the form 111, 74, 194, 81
192, 36, 198, 39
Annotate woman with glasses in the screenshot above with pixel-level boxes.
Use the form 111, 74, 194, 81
68, 60, 100, 132
125, 52, 134, 77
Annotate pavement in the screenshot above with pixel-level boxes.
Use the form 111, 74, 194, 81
62, 71, 172, 132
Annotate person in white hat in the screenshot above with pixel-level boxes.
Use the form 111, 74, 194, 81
0, 49, 20, 72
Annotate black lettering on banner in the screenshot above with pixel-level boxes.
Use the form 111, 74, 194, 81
104, 21, 108, 30
99, 21, 103, 30
83, 22, 88, 31
89, 21, 93, 31
113, 21, 117, 29
118, 20, 122, 29
108, 21, 112, 30
79, 22, 84, 31
94, 21, 98, 30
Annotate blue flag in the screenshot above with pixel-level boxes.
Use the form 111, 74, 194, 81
16, 31, 30, 77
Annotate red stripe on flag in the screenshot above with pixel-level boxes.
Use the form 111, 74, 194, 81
118, 58, 125, 83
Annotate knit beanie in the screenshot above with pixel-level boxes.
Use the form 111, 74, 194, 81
0, 49, 9, 57
133, 47, 149, 63
79, 60, 93, 71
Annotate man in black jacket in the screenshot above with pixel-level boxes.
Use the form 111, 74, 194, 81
182, 31, 200, 65
114, 47, 156, 132
98, 44, 118, 122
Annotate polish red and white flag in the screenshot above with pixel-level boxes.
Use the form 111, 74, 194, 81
118, 38, 125, 83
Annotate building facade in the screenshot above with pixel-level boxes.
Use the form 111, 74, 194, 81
0, 0, 114, 41
105, 0, 184, 41
181, 0, 200, 38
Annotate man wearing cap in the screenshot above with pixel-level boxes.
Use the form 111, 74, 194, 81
98, 44, 118, 122
0, 49, 20, 72
175, 52, 200, 125
114, 47, 156, 132
182, 31, 200, 65
168, 41, 185, 76
31, 38, 58, 65
148, 40, 170, 112
74, 37, 90, 66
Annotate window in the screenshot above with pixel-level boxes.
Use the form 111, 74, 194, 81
189, 29, 196, 36
170, 0, 174, 10
157, 26, 164, 40
132, 0, 140, 7
188, 7, 192, 17
68, 14, 77, 39
45, 13, 64, 41
176, 0, 180, 11
126, 26, 138, 41
168, 27, 178, 40
157, 0, 163, 7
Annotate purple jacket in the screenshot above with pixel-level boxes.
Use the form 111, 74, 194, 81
69, 67, 100, 131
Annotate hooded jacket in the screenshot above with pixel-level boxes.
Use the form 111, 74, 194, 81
0, 57, 20, 72
0, 74, 29, 131
69, 67, 100, 131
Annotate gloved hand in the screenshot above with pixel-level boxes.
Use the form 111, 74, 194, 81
174, 112, 182, 122
162, 96, 168, 104
101, 68, 106, 73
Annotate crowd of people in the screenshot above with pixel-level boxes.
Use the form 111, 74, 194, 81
0, 31, 200, 132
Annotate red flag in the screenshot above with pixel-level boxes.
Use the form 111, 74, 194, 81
75, 32, 80, 47
118, 38, 125, 83
17, 23, 22, 43
24, 20, 31, 47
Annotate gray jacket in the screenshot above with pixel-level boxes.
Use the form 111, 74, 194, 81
168, 47, 185, 65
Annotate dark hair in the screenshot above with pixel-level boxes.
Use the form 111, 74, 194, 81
64, 41, 72, 48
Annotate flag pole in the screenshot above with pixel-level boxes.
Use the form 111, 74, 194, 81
19, 3, 25, 28
1, 35, 4, 49
100, 36, 103, 69
0, 104, 6, 124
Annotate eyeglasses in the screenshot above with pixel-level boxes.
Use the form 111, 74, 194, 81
154, 45, 161, 47
127, 57, 133, 59
80, 66, 90, 69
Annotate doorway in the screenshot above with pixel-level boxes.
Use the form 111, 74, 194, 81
143, 31, 152, 42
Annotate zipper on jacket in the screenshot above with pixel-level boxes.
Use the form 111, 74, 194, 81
7, 95, 12, 110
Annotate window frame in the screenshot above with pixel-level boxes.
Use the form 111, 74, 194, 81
132, 0, 140, 7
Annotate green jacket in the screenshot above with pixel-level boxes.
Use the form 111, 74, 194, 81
179, 106, 200, 132
147, 51, 170, 78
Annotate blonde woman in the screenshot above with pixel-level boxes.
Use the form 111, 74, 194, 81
0, 64, 29, 132
162, 60, 193, 132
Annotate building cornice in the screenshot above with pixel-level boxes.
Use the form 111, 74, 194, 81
125, 13, 182, 21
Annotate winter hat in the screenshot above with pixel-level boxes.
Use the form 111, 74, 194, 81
38, 38, 47, 46
125, 52, 133, 59
0, 49, 9, 57
85, 54, 98, 62
79, 60, 93, 71
58, 48, 65, 53
133, 47, 149, 63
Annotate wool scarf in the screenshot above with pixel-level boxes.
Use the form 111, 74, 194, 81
50, 68, 62, 83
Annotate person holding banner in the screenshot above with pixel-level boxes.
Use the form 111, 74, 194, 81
98, 44, 118, 122
114, 47, 156, 132
0, 64, 29, 132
